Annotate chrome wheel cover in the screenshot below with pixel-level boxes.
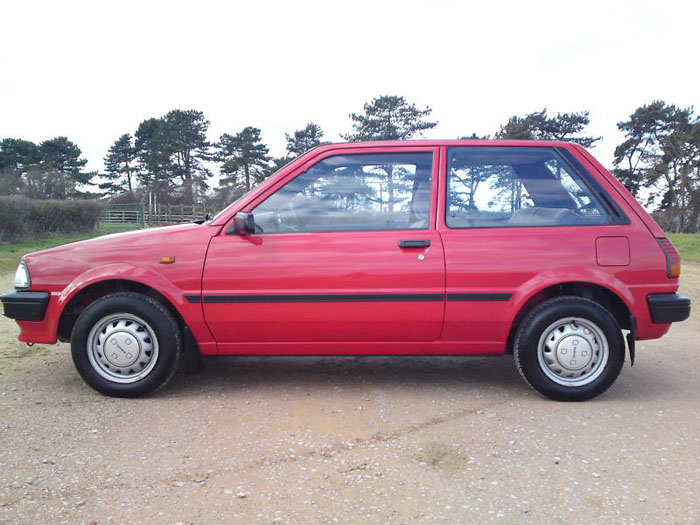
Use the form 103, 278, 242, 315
537, 317, 609, 387
86, 313, 159, 384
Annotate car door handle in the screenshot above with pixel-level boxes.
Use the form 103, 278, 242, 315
398, 239, 431, 249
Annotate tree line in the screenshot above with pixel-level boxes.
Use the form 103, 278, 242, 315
1, 95, 698, 232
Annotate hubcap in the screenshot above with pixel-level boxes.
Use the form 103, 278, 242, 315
555, 335, 593, 371
103, 331, 140, 368
86, 313, 159, 384
537, 317, 609, 387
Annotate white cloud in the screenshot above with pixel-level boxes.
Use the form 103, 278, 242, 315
1, 0, 698, 176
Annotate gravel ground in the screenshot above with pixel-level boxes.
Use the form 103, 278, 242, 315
0, 267, 698, 525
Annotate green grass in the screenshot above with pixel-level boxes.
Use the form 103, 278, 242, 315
0, 227, 137, 274
668, 233, 700, 263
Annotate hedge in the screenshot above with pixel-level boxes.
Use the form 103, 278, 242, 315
0, 196, 103, 243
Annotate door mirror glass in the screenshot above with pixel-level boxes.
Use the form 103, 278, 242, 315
231, 212, 256, 235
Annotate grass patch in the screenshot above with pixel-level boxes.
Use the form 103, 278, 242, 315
0, 227, 137, 274
668, 233, 700, 263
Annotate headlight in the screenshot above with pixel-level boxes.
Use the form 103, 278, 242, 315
14, 260, 31, 289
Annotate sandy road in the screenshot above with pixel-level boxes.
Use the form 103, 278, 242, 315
0, 267, 698, 524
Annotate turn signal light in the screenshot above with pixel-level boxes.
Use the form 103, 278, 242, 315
657, 238, 681, 278
159, 256, 176, 264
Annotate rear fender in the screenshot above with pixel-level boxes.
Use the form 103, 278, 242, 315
508, 267, 636, 324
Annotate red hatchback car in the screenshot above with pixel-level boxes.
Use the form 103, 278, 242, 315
1, 141, 691, 400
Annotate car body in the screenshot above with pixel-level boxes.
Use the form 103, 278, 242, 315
1, 140, 691, 400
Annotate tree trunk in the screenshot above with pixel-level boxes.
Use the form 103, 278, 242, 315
184, 152, 194, 204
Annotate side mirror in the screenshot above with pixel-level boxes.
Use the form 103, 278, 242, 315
232, 212, 256, 235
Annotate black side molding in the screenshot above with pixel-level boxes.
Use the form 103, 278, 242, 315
1, 291, 50, 321
194, 292, 516, 304
202, 293, 444, 303
647, 293, 691, 324
448, 293, 512, 301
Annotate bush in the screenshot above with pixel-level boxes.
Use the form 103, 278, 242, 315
0, 196, 103, 243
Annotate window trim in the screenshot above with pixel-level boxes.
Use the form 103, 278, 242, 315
443, 145, 628, 230
233, 148, 440, 235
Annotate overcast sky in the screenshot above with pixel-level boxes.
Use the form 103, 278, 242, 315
1, 0, 698, 176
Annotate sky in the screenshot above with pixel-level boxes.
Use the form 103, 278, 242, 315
1, 0, 698, 179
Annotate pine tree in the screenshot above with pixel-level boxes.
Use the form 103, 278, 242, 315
342, 95, 436, 211
163, 109, 212, 203
613, 101, 700, 232
102, 134, 137, 195
262, 123, 326, 179
38, 137, 91, 198
343, 95, 437, 141
134, 110, 213, 203
217, 127, 270, 191
0, 138, 41, 196
135, 117, 173, 197
497, 109, 600, 147
286, 122, 325, 156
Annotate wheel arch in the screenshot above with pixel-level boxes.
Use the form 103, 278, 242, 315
57, 278, 185, 342
505, 280, 632, 354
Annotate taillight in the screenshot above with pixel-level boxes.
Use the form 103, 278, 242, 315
656, 237, 681, 278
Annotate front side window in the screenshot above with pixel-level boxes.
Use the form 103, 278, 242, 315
446, 147, 608, 228
252, 152, 433, 233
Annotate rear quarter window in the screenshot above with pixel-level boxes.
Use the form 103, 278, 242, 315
446, 147, 609, 229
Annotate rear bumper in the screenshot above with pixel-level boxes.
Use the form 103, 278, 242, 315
647, 293, 691, 324
1, 291, 50, 321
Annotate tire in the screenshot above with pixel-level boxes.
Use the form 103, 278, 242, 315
71, 293, 182, 397
513, 296, 625, 401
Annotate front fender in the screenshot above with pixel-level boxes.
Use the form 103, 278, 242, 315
57, 263, 188, 314
48, 264, 216, 354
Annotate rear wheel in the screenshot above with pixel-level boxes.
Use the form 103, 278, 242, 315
71, 293, 182, 397
514, 296, 625, 401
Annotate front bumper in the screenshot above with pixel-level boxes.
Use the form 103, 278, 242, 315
1, 291, 50, 321
647, 293, 691, 324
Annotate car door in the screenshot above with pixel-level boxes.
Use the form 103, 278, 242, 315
202, 146, 445, 345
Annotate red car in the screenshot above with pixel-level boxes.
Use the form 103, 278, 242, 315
1, 141, 691, 400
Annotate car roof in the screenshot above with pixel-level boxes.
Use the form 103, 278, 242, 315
311, 139, 575, 152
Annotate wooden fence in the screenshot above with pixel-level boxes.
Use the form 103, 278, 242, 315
146, 204, 210, 225
100, 203, 212, 227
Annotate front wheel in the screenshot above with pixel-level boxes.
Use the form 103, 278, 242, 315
71, 293, 182, 397
514, 296, 625, 401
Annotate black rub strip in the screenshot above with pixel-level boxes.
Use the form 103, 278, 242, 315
447, 293, 512, 301
202, 293, 445, 303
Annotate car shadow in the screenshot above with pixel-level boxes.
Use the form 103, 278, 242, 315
158, 353, 693, 403
165, 354, 528, 397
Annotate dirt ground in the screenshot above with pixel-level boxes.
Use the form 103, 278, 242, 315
0, 267, 698, 525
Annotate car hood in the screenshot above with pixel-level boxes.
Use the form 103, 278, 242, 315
22, 223, 219, 292
27, 223, 206, 258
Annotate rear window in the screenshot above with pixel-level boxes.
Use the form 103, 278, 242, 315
446, 147, 608, 229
